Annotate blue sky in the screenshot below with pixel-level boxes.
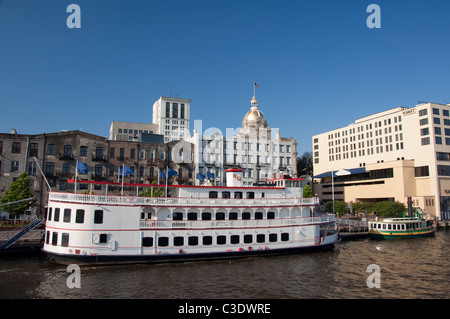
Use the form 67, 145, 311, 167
1, 0, 450, 153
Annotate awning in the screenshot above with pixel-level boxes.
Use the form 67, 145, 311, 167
313, 167, 366, 179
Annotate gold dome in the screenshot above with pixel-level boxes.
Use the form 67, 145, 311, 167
242, 96, 268, 128
244, 107, 266, 122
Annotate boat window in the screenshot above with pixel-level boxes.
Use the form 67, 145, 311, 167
257, 234, 265, 243
267, 212, 275, 219
255, 212, 263, 219
269, 233, 277, 242
244, 234, 253, 244
388, 224, 392, 230
61, 233, 69, 247
63, 209, 71, 223
94, 210, 104, 224
393, 224, 396, 230
281, 233, 289, 241
216, 212, 225, 220
158, 237, 169, 247
261, 192, 265, 198
242, 212, 251, 220
47, 207, 52, 221
52, 232, 58, 246
142, 237, 153, 247
229, 212, 238, 220
217, 236, 226, 245
209, 191, 218, 198
222, 191, 230, 198
99, 234, 108, 243
173, 212, 183, 220
75, 209, 85, 224
54, 208, 60, 222
246, 192, 255, 199
188, 236, 198, 246
174, 236, 184, 246
202, 212, 212, 220
402, 224, 405, 230
187, 212, 198, 220
230, 235, 240, 244
234, 192, 243, 199
203, 236, 213, 245
45, 231, 50, 244
382, 224, 386, 230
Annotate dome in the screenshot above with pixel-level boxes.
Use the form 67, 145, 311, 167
242, 96, 268, 129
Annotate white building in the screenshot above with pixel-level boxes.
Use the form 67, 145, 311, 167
190, 96, 298, 185
109, 121, 159, 141
152, 96, 191, 142
312, 102, 450, 220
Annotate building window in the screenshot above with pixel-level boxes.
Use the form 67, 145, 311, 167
172, 103, 178, 118
433, 108, 440, 115
438, 165, 450, 176
419, 109, 428, 116
415, 166, 429, 177
29, 143, 39, 157
80, 146, 87, 157
12, 142, 21, 154
63, 145, 72, 157
421, 137, 430, 146
165, 102, 170, 117
419, 118, 429, 126
180, 104, 185, 119
10, 161, 19, 172
420, 128, 429, 136
434, 118, 441, 125
436, 136, 443, 144
45, 162, 54, 175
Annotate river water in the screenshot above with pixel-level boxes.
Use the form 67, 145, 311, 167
1, 230, 449, 299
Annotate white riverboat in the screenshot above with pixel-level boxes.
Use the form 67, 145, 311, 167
42, 169, 337, 265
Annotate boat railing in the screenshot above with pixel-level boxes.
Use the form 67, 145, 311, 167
139, 215, 336, 229
49, 192, 319, 207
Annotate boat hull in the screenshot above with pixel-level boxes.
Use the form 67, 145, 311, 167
369, 227, 436, 239
44, 242, 336, 266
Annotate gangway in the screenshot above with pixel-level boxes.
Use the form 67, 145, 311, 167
0, 217, 43, 250
0, 197, 42, 250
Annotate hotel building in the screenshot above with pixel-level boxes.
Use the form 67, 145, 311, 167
312, 102, 450, 220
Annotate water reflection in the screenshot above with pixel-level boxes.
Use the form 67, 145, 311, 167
1, 231, 448, 299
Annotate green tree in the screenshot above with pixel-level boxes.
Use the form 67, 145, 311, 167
324, 201, 348, 216
142, 180, 164, 197
375, 201, 406, 217
0, 172, 34, 218
297, 152, 313, 176
302, 184, 313, 198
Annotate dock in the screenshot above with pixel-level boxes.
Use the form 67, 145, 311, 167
337, 218, 369, 240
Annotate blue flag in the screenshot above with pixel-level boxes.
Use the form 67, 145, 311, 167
196, 173, 205, 181
207, 172, 214, 179
77, 162, 88, 174
167, 168, 178, 176
120, 165, 134, 176
159, 171, 166, 178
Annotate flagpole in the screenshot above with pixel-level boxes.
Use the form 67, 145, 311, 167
121, 164, 124, 196
75, 159, 78, 194
165, 166, 168, 197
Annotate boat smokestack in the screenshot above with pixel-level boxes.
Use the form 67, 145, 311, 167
226, 169, 243, 187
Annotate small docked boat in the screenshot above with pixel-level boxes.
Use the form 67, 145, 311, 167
368, 212, 436, 239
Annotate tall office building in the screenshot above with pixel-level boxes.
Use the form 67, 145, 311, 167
312, 102, 450, 220
152, 96, 191, 142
